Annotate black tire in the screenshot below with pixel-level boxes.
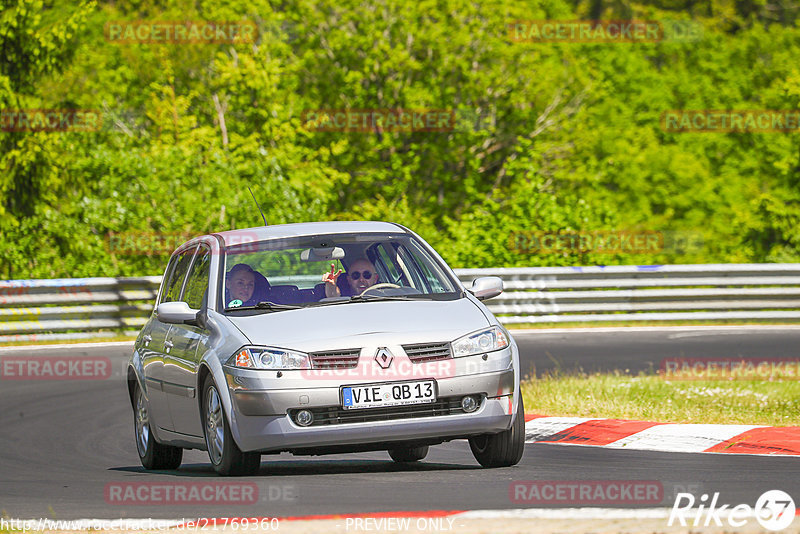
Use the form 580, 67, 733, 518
133, 382, 183, 470
202, 375, 261, 476
468, 395, 525, 468
388, 445, 429, 463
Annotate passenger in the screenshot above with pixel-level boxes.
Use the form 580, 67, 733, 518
225, 263, 257, 307
322, 258, 379, 298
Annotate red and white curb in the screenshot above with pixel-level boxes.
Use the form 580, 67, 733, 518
524, 415, 800, 456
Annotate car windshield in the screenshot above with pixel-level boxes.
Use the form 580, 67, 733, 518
221, 232, 462, 312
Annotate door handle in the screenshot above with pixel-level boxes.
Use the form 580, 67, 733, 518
143, 334, 152, 346
164, 340, 174, 351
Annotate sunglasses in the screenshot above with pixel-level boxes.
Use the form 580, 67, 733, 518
349, 270, 373, 280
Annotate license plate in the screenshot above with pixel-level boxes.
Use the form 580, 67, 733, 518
342, 380, 436, 410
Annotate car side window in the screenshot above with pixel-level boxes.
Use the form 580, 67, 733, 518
394, 244, 428, 291
162, 248, 196, 304
406, 246, 447, 292
405, 240, 455, 292
374, 244, 403, 284
183, 247, 211, 309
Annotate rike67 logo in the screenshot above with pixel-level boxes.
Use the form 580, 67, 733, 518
669, 490, 795, 531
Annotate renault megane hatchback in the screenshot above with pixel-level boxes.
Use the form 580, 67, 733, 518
127, 221, 525, 475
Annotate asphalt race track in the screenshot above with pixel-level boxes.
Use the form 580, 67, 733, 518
514, 325, 800, 377
1, 326, 798, 520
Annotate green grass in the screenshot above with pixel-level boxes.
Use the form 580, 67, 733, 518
521, 371, 800, 426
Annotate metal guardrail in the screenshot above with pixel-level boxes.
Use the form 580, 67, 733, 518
1, 264, 799, 342
0, 277, 161, 343
454, 263, 800, 324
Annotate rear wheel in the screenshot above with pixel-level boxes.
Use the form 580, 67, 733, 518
469, 395, 525, 468
202, 375, 261, 476
388, 445, 429, 463
134, 383, 183, 470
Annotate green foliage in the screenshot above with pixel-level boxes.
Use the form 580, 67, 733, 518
0, 0, 93, 264
1, 0, 799, 277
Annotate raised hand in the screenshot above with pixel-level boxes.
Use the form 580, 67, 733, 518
322, 263, 343, 297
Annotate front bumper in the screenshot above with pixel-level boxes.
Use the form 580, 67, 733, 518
223, 349, 517, 453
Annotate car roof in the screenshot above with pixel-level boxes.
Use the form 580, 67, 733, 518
212, 221, 408, 246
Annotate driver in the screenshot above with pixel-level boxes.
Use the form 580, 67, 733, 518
322, 258, 379, 298
225, 263, 257, 307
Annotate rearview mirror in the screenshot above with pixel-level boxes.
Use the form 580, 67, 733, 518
468, 276, 503, 301
157, 301, 200, 325
300, 246, 345, 262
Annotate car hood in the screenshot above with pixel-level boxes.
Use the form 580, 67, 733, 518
226, 297, 490, 352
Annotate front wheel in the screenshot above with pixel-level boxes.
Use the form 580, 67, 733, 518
388, 445, 429, 463
134, 383, 182, 470
202, 375, 260, 476
469, 395, 525, 468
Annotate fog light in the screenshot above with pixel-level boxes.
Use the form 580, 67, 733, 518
461, 395, 479, 413
296, 409, 314, 426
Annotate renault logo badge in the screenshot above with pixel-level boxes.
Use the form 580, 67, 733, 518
374, 347, 394, 369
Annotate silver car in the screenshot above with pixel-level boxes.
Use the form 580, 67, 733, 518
127, 221, 525, 475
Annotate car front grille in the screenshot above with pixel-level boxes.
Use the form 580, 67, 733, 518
402, 342, 452, 363
309, 348, 361, 369
288, 396, 481, 426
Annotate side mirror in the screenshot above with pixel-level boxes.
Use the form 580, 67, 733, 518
468, 276, 503, 301
157, 301, 200, 325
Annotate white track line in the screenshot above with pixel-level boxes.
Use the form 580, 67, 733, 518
525, 417, 594, 441
605, 424, 764, 453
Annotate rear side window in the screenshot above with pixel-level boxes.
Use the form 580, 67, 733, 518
183, 247, 211, 309
161, 249, 196, 304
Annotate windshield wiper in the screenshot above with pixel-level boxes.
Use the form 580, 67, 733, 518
309, 294, 415, 307
226, 301, 302, 312
346, 294, 417, 303
256, 300, 302, 310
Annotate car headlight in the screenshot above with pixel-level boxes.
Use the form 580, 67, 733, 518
228, 347, 310, 370
451, 326, 509, 358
